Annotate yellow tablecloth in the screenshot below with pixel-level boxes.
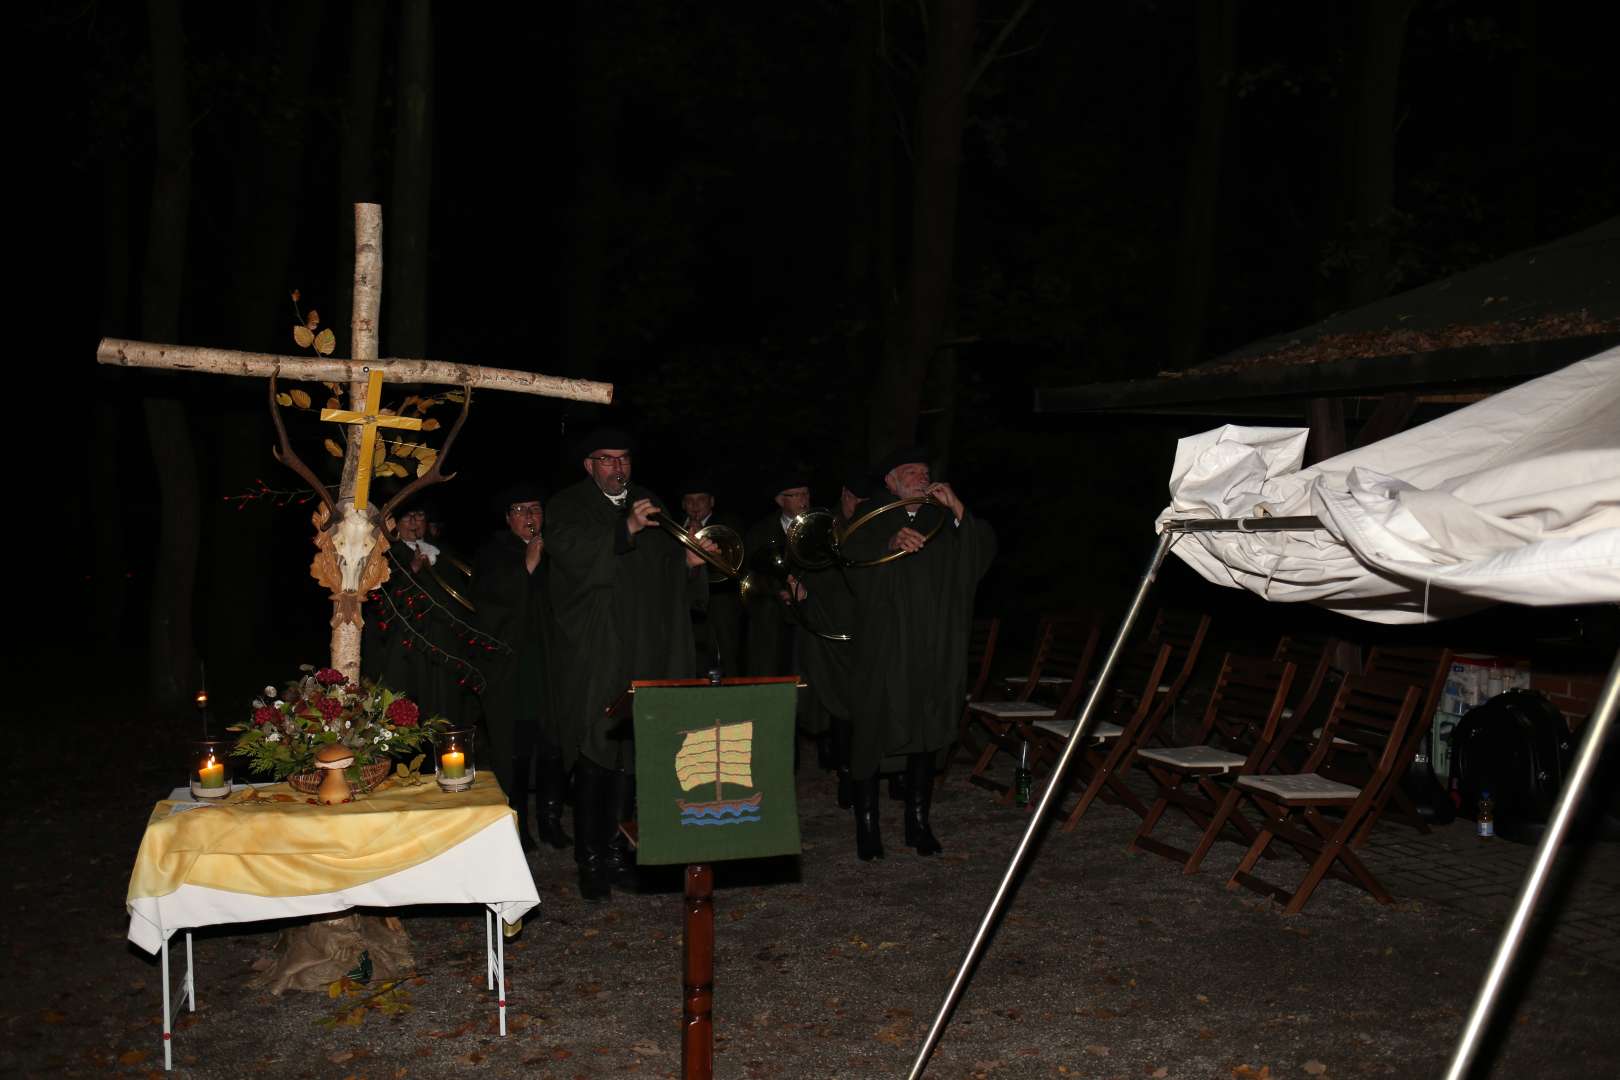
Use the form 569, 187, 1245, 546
127, 773, 514, 902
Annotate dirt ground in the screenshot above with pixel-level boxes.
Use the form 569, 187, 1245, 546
5, 685, 1618, 1080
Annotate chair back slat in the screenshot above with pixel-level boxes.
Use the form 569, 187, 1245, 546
965, 617, 1001, 702
1365, 645, 1453, 721
1203, 653, 1298, 751
1305, 673, 1423, 771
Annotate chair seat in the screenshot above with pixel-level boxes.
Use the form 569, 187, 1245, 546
1003, 675, 1068, 686
970, 700, 1057, 719
1031, 719, 1122, 741
1137, 745, 1246, 773
1311, 725, 1355, 747
1237, 772, 1360, 802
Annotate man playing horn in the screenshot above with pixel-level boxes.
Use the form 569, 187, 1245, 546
840, 446, 995, 860
545, 427, 712, 901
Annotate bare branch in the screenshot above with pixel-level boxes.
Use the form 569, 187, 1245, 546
379, 385, 472, 523
268, 375, 338, 521
964, 0, 1039, 98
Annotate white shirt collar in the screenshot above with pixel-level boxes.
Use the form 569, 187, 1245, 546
404, 538, 439, 564
605, 490, 628, 508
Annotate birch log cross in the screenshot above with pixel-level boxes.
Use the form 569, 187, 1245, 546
97, 202, 614, 682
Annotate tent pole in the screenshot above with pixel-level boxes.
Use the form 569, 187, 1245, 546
1444, 646, 1620, 1080
906, 529, 1178, 1079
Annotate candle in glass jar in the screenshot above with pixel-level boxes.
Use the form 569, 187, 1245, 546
198, 754, 225, 789
441, 749, 466, 779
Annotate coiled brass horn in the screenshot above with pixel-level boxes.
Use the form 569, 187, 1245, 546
786, 496, 944, 569
651, 508, 746, 579
739, 540, 851, 642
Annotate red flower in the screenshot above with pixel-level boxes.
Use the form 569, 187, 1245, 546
317, 695, 344, 720
315, 668, 346, 686
386, 698, 420, 728
254, 705, 279, 726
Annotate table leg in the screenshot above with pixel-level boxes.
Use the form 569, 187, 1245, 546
484, 908, 494, 990
160, 931, 173, 1071
184, 932, 195, 1012
496, 910, 507, 1037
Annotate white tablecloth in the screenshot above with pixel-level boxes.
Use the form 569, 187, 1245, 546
127, 817, 540, 953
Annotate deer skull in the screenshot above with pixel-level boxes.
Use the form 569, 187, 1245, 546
310, 503, 391, 597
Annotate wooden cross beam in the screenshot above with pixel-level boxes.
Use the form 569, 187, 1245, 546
95, 202, 614, 681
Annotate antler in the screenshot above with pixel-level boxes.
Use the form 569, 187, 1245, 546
379, 385, 472, 523
268, 374, 338, 521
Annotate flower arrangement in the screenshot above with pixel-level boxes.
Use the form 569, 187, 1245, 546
231, 665, 447, 782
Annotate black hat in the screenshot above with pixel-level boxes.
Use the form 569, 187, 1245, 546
872, 444, 930, 481
771, 470, 812, 497
842, 468, 876, 500
493, 482, 546, 516
571, 425, 638, 461
679, 475, 716, 498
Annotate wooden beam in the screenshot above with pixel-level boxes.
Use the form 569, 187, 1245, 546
97, 338, 615, 405
1032, 333, 1617, 413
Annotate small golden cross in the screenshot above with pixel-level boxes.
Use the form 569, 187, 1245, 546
319, 367, 423, 510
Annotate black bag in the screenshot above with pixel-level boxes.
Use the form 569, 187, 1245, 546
1449, 689, 1575, 839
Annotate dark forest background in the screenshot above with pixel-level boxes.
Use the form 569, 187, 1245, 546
26, 0, 1618, 710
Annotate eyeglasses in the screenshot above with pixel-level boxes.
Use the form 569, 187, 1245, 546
588, 454, 632, 467
508, 505, 543, 516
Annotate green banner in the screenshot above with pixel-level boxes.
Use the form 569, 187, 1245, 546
632, 683, 801, 865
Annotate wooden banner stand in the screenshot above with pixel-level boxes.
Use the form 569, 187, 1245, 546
609, 676, 801, 1080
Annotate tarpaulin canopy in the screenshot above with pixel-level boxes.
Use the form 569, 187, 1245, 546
1159, 346, 1620, 623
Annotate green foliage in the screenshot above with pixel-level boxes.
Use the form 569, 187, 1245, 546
228, 665, 448, 780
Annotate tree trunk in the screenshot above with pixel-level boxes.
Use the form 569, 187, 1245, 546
333, 0, 386, 358
1166, 0, 1237, 370
869, 0, 977, 460
142, 0, 199, 710
1330, 0, 1414, 309
561, 1, 619, 381
842, 0, 882, 469
92, 112, 132, 648
387, 0, 434, 358
1506, 0, 1538, 250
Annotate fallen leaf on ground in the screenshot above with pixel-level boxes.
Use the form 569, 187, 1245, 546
328, 1051, 356, 1064
1085, 1043, 1110, 1056
1152, 1069, 1170, 1078
1231, 1066, 1272, 1079
1304, 1061, 1328, 1076
118, 1050, 148, 1066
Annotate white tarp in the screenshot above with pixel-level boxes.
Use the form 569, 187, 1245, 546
1159, 346, 1620, 623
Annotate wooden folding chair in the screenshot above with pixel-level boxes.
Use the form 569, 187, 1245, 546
1348, 645, 1452, 844
998, 612, 1092, 703
1209, 672, 1423, 914
1025, 610, 1212, 830
1127, 653, 1297, 870
944, 616, 1002, 775
1246, 633, 1340, 772
965, 618, 1098, 799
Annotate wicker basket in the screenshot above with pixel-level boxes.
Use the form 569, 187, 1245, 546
286, 760, 393, 796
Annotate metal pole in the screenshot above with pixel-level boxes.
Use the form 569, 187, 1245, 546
906, 529, 1177, 1079
1444, 647, 1620, 1080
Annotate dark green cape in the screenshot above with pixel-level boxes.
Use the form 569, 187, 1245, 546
544, 478, 705, 771
841, 503, 996, 778
743, 515, 794, 678
470, 529, 552, 768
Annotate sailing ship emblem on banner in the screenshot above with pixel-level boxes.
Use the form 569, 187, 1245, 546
633, 683, 801, 865
675, 720, 763, 826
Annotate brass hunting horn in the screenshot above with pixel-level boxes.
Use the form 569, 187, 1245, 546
786, 496, 945, 570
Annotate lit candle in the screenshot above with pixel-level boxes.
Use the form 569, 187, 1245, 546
198, 754, 225, 789
440, 749, 466, 779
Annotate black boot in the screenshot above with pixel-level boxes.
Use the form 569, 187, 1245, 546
509, 755, 537, 853
832, 715, 853, 810
604, 768, 640, 892
535, 753, 571, 850
852, 776, 884, 861
572, 761, 611, 902
904, 753, 943, 856
815, 731, 836, 771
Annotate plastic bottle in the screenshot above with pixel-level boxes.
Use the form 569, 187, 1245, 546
1477, 790, 1495, 838
1014, 740, 1033, 808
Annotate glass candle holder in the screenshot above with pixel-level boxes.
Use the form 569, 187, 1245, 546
190, 739, 233, 799
436, 727, 476, 791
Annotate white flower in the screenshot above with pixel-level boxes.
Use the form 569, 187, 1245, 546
274, 700, 284, 708
263, 685, 277, 697
266, 731, 281, 743
344, 720, 352, 729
